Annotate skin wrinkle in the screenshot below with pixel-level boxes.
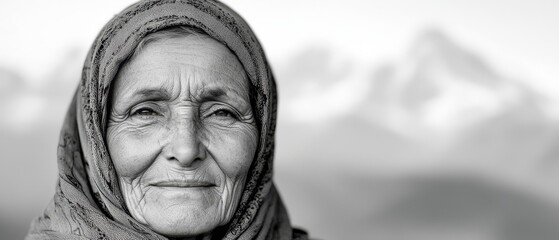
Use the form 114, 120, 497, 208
155, 38, 243, 82
120, 178, 148, 223
106, 35, 258, 238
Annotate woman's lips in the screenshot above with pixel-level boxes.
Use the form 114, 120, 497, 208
151, 180, 216, 188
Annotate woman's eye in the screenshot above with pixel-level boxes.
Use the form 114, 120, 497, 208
212, 109, 235, 118
133, 108, 158, 116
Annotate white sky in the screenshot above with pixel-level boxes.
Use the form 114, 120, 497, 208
0, 0, 558, 99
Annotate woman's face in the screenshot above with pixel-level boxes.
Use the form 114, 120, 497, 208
106, 35, 258, 237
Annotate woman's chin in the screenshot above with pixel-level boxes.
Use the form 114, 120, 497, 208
140, 194, 223, 237
149, 219, 217, 238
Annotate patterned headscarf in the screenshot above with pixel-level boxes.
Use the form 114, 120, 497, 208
26, 1, 307, 239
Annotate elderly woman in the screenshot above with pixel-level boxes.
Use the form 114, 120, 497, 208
26, 1, 308, 239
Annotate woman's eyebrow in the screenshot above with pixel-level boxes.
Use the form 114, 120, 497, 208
136, 89, 172, 99
124, 88, 172, 104
198, 88, 227, 102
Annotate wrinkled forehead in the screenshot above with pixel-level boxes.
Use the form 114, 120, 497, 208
112, 35, 251, 104
123, 33, 247, 80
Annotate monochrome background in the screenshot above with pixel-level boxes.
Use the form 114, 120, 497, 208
1, 0, 559, 239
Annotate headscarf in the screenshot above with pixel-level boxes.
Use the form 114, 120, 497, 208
26, 0, 308, 239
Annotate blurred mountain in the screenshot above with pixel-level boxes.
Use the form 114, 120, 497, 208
277, 29, 558, 173
360, 29, 548, 137
274, 28, 559, 239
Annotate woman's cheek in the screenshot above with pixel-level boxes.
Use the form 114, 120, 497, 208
107, 123, 165, 179
206, 123, 257, 179
204, 123, 258, 223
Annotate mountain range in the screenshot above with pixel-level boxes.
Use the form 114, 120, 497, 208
273, 29, 559, 239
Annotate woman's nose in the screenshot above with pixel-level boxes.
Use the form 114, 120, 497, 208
164, 120, 206, 167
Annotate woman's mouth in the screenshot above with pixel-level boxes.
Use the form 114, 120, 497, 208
151, 180, 216, 188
